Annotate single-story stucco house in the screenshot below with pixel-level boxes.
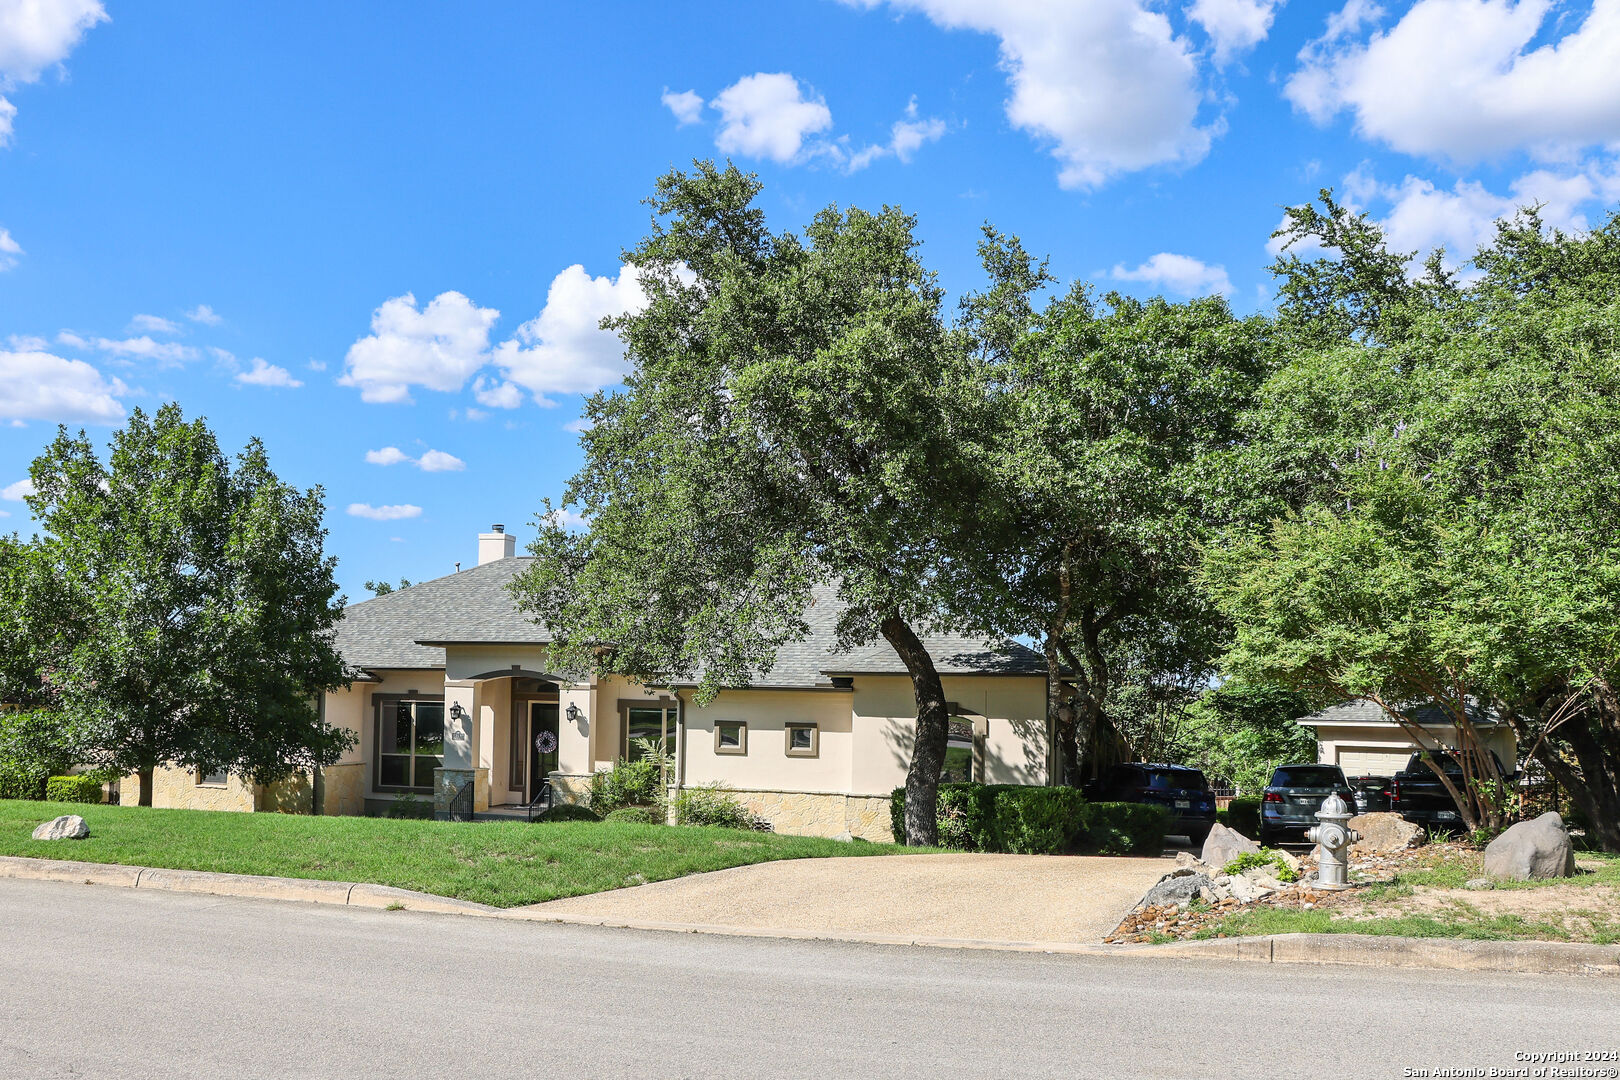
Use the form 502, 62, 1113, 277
128, 526, 1053, 840
1297, 699, 1518, 778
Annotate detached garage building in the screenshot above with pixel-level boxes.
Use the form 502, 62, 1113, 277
1297, 699, 1518, 778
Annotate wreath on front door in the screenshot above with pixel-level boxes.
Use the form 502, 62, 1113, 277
534, 730, 558, 755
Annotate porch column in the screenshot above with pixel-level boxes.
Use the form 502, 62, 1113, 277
435, 680, 477, 819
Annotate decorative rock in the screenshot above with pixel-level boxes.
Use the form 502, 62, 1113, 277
1483, 812, 1576, 881
1272, 848, 1302, 873
1140, 872, 1213, 909
1465, 878, 1493, 890
31, 815, 89, 841
1175, 850, 1211, 872
1349, 812, 1425, 855
830, 832, 854, 842
1201, 823, 1260, 870
1225, 875, 1274, 903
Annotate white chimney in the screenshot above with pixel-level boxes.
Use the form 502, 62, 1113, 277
478, 523, 516, 565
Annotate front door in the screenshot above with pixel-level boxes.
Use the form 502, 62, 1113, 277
527, 702, 559, 803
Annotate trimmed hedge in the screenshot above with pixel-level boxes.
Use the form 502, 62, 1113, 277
1220, 797, 1261, 838
43, 774, 104, 804
891, 784, 1173, 855
536, 803, 602, 823
1080, 802, 1171, 855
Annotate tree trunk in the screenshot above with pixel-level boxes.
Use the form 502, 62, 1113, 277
882, 614, 949, 847
1526, 698, 1620, 855
1045, 545, 1079, 786
137, 767, 154, 807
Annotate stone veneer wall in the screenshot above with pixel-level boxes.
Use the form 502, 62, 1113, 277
728, 790, 894, 841
320, 763, 366, 816
550, 773, 594, 806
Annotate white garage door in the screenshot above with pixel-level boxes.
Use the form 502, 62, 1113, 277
1335, 748, 1410, 777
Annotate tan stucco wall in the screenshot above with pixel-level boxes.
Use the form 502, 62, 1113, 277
725, 789, 893, 841
684, 689, 854, 794
1312, 723, 1518, 775
122, 765, 314, 813
849, 675, 1050, 794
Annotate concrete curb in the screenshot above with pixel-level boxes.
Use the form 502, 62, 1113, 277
4, 855, 1618, 976
0, 856, 496, 916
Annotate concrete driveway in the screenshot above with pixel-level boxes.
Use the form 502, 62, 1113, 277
522, 851, 1170, 943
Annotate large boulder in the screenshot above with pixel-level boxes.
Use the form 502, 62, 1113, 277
1201, 822, 1260, 870
1483, 812, 1576, 881
1140, 872, 1213, 909
32, 814, 89, 841
1350, 812, 1425, 855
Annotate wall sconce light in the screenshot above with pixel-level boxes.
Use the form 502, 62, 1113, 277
449, 702, 467, 723
565, 702, 583, 725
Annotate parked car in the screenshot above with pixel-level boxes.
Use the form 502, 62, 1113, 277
1087, 763, 1217, 846
1347, 774, 1393, 814
1389, 750, 1514, 831
1259, 764, 1355, 845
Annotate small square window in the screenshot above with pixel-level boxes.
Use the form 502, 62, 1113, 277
784, 723, 818, 758
197, 769, 228, 787
715, 721, 747, 755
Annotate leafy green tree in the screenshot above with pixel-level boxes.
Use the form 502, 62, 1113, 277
958, 229, 1268, 782
364, 578, 412, 596
1206, 197, 1620, 846
17, 405, 356, 805
511, 162, 991, 845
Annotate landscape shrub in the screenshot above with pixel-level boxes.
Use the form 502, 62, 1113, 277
1223, 848, 1299, 883
44, 773, 105, 804
1078, 802, 1171, 855
891, 783, 1087, 853
588, 744, 667, 814
674, 783, 754, 830
989, 786, 1089, 854
385, 792, 433, 819
535, 803, 601, 823
603, 805, 660, 825
1221, 797, 1261, 838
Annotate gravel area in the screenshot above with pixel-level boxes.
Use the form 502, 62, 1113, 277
522, 852, 1172, 943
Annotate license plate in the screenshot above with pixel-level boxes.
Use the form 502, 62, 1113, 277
1174, 800, 1190, 809
1436, 810, 1458, 820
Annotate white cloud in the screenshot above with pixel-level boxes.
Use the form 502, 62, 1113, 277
490, 264, 646, 403
1289, 0, 1620, 161
365, 446, 412, 466
1110, 252, 1235, 296
346, 503, 422, 521
0, 0, 107, 147
542, 506, 589, 531
185, 304, 222, 325
55, 330, 89, 350
7, 333, 45, 350
0, 225, 21, 270
3, 478, 35, 500
339, 290, 499, 404
364, 446, 465, 472
661, 87, 704, 126
129, 313, 180, 335
0, 349, 126, 424
87, 335, 198, 365
234, 357, 302, 388
472, 376, 523, 409
416, 449, 465, 472
1188, 0, 1283, 64
1304, 163, 1620, 275
564, 415, 593, 434
846, 97, 947, 171
845, 1, 1212, 188
710, 72, 834, 163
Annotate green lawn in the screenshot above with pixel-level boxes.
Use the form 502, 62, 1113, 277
0, 800, 916, 908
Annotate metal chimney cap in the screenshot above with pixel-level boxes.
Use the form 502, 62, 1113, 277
491, 523, 505, 533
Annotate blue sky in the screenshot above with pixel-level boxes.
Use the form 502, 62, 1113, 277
3, 0, 1618, 600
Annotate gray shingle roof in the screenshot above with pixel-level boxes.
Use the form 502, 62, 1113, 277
1298, 699, 1502, 727
333, 561, 1044, 685
333, 558, 548, 670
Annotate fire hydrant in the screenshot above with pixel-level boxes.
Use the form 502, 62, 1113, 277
1305, 793, 1360, 891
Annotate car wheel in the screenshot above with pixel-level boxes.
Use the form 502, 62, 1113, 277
1185, 826, 1210, 849
1258, 825, 1274, 847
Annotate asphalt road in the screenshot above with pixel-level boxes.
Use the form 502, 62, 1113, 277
3, 878, 1617, 1080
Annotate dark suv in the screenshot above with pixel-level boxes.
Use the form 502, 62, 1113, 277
1088, 763, 1217, 846
1260, 764, 1356, 845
